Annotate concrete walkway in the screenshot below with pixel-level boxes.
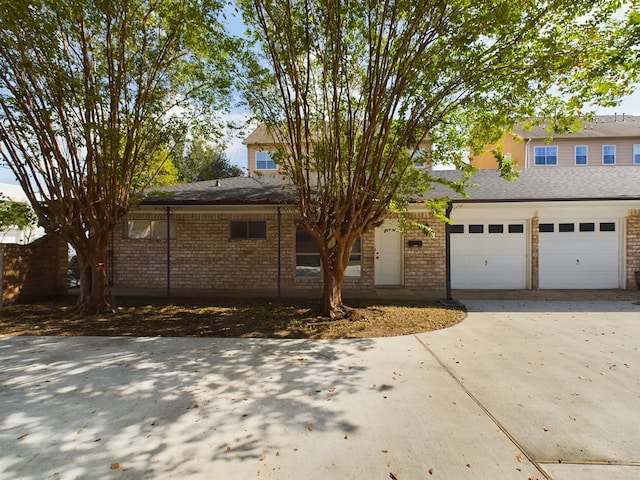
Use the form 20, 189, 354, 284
1, 299, 639, 479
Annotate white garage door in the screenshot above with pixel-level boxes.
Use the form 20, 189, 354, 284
451, 222, 527, 289
538, 221, 619, 289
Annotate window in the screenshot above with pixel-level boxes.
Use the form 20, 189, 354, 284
602, 145, 616, 165
575, 145, 588, 165
559, 223, 575, 232
600, 222, 616, 232
488, 224, 504, 233
256, 151, 277, 170
413, 148, 428, 169
579, 222, 595, 232
508, 224, 524, 233
124, 220, 176, 239
469, 224, 484, 233
295, 228, 361, 277
534, 146, 558, 165
634, 145, 640, 165
230, 220, 266, 239
450, 225, 464, 234
346, 238, 362, 277
539, 223, 554, 232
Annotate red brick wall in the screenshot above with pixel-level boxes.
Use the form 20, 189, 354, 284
626, 210, 640, 290
1, 235, 68, 305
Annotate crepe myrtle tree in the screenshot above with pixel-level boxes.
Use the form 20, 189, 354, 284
239, 0, 638, 317
0, 0, 236, 313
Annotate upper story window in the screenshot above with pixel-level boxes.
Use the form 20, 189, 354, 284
124, 220, 176, 239
575, 145, 587, 165
634, 145, 640, 165
256, 151, 277, 170
534, 146, 557, 165
602, 145, 616, 165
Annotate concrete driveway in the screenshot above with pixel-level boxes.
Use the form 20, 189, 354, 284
1, 299, 639, 479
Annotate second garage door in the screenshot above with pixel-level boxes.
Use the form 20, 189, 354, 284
538, 220, 619, 289
451, 222, 527, 289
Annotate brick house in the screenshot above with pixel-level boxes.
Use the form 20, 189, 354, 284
473, 115, 640, 169
109, 166, 640, 296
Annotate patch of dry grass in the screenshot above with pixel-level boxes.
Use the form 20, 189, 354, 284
0, 296, 466, 339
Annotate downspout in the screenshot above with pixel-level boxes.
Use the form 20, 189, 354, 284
166, 206, 171, 298
277, 206, 282, 298
445, 202, 453, 301
525, 138, 532, 168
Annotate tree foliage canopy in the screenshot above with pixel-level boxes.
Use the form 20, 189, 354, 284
173, 138, 245, 182
239, 0, 639, 315
0, 0, 236, 312
0, 195, 37, 232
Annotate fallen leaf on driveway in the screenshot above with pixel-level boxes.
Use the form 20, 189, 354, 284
110, 463, 120, 470
381, 449, 388, 453
542, 425, 549, 431
389, 473, 398, 480
16, 433, 28, 440
515, 454, 522, 462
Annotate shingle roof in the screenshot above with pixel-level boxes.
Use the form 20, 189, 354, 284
141, 167, 640, 206
430, 166, 640, 202
514, 115, 640, 139
142, 176, 293, 205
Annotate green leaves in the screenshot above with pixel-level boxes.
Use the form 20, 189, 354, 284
0, 196, 38, 231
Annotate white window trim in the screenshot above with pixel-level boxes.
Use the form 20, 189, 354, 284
633, 144, 640, 165
602, 145, 616, 165
256, 151, 277, 170
533, 145, 558, 166
574, 145, 588, 166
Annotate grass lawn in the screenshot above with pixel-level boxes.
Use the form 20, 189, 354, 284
0, 296, 466, 339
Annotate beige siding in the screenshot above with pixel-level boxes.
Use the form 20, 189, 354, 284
527, 139, 640, 167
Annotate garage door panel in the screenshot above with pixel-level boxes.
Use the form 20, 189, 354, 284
451, 223, 527, 289
538, 222, 619, 289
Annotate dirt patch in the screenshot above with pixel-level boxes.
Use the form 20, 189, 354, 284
0, 296, 466, 339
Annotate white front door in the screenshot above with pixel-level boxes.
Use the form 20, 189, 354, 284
375, 222, 403, 286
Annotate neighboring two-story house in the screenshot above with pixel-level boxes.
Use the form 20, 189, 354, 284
107, 122, 640, 297
473, 115, 640, 169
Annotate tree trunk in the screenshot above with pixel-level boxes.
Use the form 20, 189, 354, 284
74, 243, 112, 314
318, 237, 353, 318
320, 262, 345, 318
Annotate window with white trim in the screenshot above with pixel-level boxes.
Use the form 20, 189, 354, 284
124, 220, 176, 239
256, 151, 277, 170
633, 145, 640, 165
602, 145, 616, 165
534, 146, 557, 165
575, 145, 587, 165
